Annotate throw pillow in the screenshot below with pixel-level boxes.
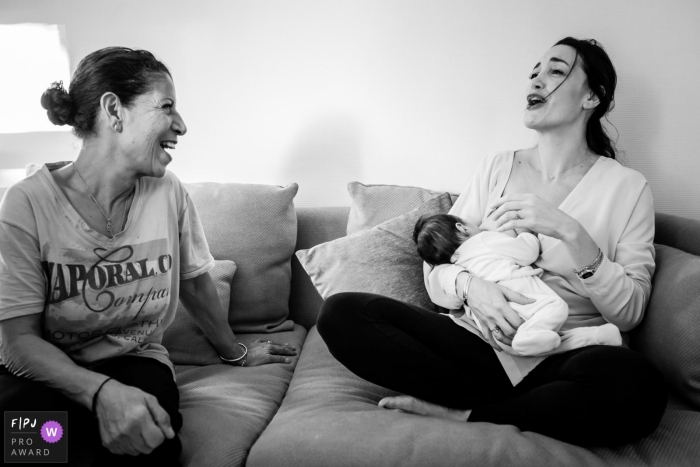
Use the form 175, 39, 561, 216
184, 182, 298, 334
296, 193, 454, 311
631, 244, 700, 409
346, 181, 459, 234
162, 260, 237, 365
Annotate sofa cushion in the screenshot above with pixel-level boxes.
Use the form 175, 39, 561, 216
346, 181, 459, 234
296, 193, 453, 312
162, 260, 236, 365
289, 207, 351, 330
631, 244, 700, 409
175, 324, 307, 467
655, 212, 700, 256
247, 326, 700, 467
184, 182, 297, 333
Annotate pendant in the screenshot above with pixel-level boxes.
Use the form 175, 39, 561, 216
106, 221, 113, 234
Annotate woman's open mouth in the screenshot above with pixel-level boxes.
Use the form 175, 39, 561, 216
526, 94, 546, 110
160, 141, 176, 154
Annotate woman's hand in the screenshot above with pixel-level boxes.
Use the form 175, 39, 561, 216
489, 194, 578, 240
243, 339, 298, 367
95, 379, 175, 456
466, 276, 533, 351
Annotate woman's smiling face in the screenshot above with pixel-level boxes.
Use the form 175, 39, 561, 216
523, 44, 593, 131
121, 73, 187, 178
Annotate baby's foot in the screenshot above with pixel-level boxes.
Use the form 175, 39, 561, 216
378, 395, 471, 422
595, 323, 622, 346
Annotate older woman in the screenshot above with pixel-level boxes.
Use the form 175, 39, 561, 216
0, 47, 296, 465
318, 37, 667, 447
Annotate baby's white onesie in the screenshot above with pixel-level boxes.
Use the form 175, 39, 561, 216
452, 231, 621, 356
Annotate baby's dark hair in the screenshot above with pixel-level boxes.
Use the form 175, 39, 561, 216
413, 214, 467, 266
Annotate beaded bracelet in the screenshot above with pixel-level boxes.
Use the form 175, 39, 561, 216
462, 273, 474, 304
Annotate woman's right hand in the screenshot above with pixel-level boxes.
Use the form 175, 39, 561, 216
466, 275, 533, 351
95, 379, 175, 456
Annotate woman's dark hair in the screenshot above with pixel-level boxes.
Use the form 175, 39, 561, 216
413, 214, 466, 267
554, 37, 617, 159
40, 47, 171, 139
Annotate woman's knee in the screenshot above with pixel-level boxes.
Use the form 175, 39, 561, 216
571, 346, 666, 400
317, 292, 376, 339
610, 349, 667, 428
567, 346, 667, 442
0, 371, 80, 413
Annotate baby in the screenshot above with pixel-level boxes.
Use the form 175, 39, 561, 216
414, 213, 621, 356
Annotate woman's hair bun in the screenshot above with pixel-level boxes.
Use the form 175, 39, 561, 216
41, 81, 74, 126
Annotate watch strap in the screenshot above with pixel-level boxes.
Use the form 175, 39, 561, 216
573, 248, 604, 280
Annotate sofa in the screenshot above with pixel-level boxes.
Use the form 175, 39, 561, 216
157, 180, 700, 467
7, 178, 695, 466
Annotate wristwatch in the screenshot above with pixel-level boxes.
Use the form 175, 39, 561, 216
573, 249, 604, 279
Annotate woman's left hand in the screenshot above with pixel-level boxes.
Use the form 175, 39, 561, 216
244, 339, 298, 367
489, 194, 577, 240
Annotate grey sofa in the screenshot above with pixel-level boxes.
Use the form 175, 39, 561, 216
171, 186, 700, 466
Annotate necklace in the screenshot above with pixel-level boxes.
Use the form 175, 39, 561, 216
73, 163, 130, 238
539, 149, 592, 179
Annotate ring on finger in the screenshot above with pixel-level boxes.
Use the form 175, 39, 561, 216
266, 340, 272, 344
490, 326, 501, 334
514, 212, 521, 220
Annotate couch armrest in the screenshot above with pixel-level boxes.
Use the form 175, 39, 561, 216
289, 207, 350, 329
655, 212, 700, 256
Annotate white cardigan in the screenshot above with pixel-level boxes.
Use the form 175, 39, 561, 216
424, 151, 655, 385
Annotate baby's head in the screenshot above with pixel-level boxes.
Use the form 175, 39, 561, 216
413, 214, 482, 266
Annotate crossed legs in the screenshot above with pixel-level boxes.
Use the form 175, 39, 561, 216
318, 292, 667, 447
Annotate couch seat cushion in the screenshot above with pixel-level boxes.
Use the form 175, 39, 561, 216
175, 324, 307, 467
248, 327, 700, 467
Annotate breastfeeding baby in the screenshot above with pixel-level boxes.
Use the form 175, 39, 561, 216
413, 213, 622, 356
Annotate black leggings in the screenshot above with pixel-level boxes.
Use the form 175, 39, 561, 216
0, 356, 182, 466
317, 292, 667, 447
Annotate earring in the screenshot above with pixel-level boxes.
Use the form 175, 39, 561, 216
114, 122, 122, 132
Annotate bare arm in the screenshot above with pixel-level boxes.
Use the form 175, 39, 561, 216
1, 314, 108, 408
179, 272, 297, 365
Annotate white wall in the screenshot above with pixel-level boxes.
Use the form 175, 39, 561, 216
1, 0, 699, 219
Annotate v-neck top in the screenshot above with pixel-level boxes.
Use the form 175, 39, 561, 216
424, 151, 655, 385
0, 165, 214, 373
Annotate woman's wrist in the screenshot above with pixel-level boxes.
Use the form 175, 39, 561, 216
560, 217, 584, 244
92, 377, 114, 415
455, 271, 472, 303
462, 274, 474, 304
559, 218, 602, 273
217, 340, 246, 360
219, 343, 248, 366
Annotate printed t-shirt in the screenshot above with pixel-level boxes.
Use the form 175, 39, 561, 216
0, 164, 214, 373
